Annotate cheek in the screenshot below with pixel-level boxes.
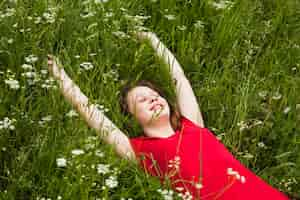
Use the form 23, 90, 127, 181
130, 103, 149, 120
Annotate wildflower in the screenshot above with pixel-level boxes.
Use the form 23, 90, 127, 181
175, 186, 184, 192
97, 163, 110, 174
237, 120, 248, 131
7, 38, 14, 44
65, 109, 78, 118
257, 142, 266, 148
194, 20, 205, 29
112, 31, 129, 39
125, 14, 149, 22
105, 175, 118, 189
80, 11, 96, 18
164, 14, 176, 21
95, 104, 104, 110
157, 189, 174, 200
42, 115, 52, 122
168, 156, 181, 170
41, 78, 56, 89
195, 183, 203, 189
56, 158, 67, 167
253, 119, 263, 126
40, 69, 48, 75
57, 196, 62, 200
102, 69, 119, 83
4, 79, 20, 90
21, 71, 36, 78
41, 83, 56, 89
177, 25, 187, 31
80, 62, 94, 70
272, 92, 282, 100
21, 64, 33, 70
84, 142, 95, 150
134, 25, 149, 32
95, 0, 109, 4
87, 136, 97, 141
120, 7, 128, 12
104, 12, 113, 18
0, 117, 16, 130
210, 0, 234, 10
1, 8, 16, 18
25, 54, 38, 63
258, 91, 268, 99
42, 11, 56, 23
242, 152, 254, 159
240, 176, 246, 183
95, 149, 105, 157
38, 115, 52, 126
216, 132, 225, 141
34, 16, 42, 24
227, 168, 246, 184
283, 107, 291, 114
178, 191, 193, 200
71, 149, 85, 155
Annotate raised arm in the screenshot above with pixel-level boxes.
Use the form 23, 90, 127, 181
135, 32, 205, 127
47, 55, 136, 161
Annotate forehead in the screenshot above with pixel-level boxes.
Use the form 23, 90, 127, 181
127, 86, 157, 100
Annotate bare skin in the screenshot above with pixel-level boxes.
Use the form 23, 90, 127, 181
48, 32, 204, 162
126, 86, 175, 138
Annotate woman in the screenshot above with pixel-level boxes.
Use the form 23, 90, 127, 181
48, 32, 289, 199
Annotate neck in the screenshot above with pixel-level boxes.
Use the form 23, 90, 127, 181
143, 119, 175, 138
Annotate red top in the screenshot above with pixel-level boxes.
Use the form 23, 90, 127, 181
130, 116, 289, 200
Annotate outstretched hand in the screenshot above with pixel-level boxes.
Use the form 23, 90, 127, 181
134, 31, 157, 41
47, 54, 62, 78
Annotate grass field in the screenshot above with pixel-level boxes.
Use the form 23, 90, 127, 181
0, 0, 300, 199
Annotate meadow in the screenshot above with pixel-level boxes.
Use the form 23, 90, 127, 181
0, 0, 299, 199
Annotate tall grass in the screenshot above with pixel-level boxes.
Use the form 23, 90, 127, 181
0, 0, 299, 199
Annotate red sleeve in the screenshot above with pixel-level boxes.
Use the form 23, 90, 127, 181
129, 138, 143, 158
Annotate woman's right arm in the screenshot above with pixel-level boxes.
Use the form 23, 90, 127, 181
47, 55, 136, 161
135, 32, 205, 128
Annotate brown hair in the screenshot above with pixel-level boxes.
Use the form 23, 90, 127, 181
119, 80, 182, 132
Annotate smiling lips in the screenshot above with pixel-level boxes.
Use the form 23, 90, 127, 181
150, 103, 163, 111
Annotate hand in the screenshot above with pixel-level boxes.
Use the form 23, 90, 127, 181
134, 31, 157, 41
47, 54, 62, 78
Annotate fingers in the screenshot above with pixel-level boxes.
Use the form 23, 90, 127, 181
48, 59, 53, 66
47, 54, 61, 78
47, 54, 55, 67
134, 31, 156, 41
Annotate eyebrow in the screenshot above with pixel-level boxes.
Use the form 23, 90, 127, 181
136, 91, 158, 98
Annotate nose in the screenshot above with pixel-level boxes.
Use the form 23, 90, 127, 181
150, 95, 158, 102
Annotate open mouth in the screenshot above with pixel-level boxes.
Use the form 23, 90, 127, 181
150, 103, 163, 111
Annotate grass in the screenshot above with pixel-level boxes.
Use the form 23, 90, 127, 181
0, 0, 299, 199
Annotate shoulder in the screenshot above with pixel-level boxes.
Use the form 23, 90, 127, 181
179, 115, 212, 137
180, 115, 202, 129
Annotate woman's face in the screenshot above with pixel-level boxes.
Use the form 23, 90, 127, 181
126, 86, 170, 127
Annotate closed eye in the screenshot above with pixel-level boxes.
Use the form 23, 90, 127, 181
138, 97, 146, 102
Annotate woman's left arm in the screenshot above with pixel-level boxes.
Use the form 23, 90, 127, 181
136, 32, 205, 127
